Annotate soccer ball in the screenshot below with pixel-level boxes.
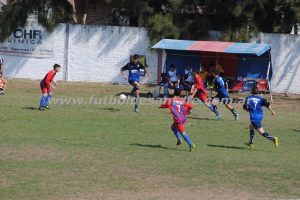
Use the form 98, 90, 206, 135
119, 94, 127, 100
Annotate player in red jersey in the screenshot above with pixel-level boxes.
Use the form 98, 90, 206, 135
39, 64, 61, 110
160, 90, 196, 152
190, 71, 220, 119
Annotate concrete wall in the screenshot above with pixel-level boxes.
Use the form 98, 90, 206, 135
0, 23, 157, 84
261, 33, 300, 94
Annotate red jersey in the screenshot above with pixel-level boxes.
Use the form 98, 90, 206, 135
41, 70, 56, 85
194, 74, 206, 94
160, 97, 193, 124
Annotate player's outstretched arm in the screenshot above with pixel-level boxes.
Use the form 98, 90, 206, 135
268, 105, 276, 116
144, 65, 151, 77
159, 100, 170, 109
120, 68, 128, 80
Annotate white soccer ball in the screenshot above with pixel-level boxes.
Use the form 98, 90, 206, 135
119, 94, 127, 100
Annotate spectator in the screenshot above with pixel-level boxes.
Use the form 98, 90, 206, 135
158, 73, 169, 98
167, 64, 180, 95
0, 57, 4, 73
0, 72, 7, 95
180, 63, 194, 92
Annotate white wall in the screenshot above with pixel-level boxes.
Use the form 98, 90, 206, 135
1, 24, 157, 84
261, 33, 300, 94
67, 25, 157, 84
1, 23, 66, 81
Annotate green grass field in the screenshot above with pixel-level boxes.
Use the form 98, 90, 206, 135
1, 80, 300, 200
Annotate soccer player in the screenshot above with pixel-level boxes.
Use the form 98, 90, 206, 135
211, 69, 239, 120
190, 71, 220, 118
160, 90, 196, 152
0, 72, 7, 95
39, 64, 61, 110
120, 54, 151, 112
243, 87, 279, 148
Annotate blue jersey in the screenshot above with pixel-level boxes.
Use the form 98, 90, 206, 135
122, 62, 144, 82
244, 95, 270, 121
214, 76, 229, 96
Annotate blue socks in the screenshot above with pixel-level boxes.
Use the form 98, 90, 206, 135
39, 96, 47, 109
212, 105, 220, 116
171, 125, 181, 140
250, 130, 255, 144
45, 94, 52, 106
182, 133, 193, 146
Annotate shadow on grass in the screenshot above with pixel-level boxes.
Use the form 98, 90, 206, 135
207, 144, 249, 150
99, 107, 121, 112
21, 106, 38, 110
292, 129, 300, 133
130, 143, 185, 152
188, 116, 215, 121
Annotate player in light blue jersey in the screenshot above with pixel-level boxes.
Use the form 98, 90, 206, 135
243, 87, 279, 148
121, 54, 151, 112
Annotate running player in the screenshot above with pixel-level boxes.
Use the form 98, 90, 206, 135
160, 90, 196, 152
39, 64, 61, 110
211, 69, 239, 120
190, 71, 220, 118
243, 86, 279, 148
120, 54, 151, 112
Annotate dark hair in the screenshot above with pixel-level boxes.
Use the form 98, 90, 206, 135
170, 64, 175, 68
174, 89, 181, 96
161, 73, 166, 77
252, 86, 259, 95
211, 69, 220, 75
53, 64, 61, 69
133, 54, 139, 59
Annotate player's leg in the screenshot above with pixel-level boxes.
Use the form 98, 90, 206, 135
132, 81, 141, 112
200, 93, 220, 118
177, 124, 195, 151
247, 123, 255, 147
224, 102, 239, 120
171, 123, 182, 145
39, 83, 49, 110
44, 91, 53, 109
212, 96, 221, 119
255, 125, 279, 147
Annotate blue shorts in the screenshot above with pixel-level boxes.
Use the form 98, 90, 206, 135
214, 93, 231, 104
251, 120, 262, 129
128, 80, 139, 85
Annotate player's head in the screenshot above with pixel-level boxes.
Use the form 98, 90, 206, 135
170, 64, 176, 71
132, 54, 139, 64
192, 69, 199, 78
53, 64, 61, 72
186, 63, 192, 70
211, 69, 220, 77
161, 73, 167, 78
252, 86, 260, 95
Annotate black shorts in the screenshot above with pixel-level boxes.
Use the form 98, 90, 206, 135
128, 80, 139, 85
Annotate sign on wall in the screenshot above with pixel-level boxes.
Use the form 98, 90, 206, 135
0, 24, 54, 58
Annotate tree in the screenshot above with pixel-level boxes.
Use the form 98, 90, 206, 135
0, 0, 73, 42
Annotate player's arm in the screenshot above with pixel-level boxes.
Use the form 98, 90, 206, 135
120, 65, 129, 80
190, 85, 197, 98
143, 64, 151, 77
243, 97, 249, 111
263, 98, 275, 115
159, 99, 170, 109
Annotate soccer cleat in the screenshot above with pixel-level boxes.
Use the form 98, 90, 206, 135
189, 144, 196, 152
246, 142, 254, 148
38, 107, 46, 111
215, 115, 221, 120
273, 137, 279, 148
43, 105, 50, 109
176, 139, 183, 145
234, 113, 239, 121
134, 108, 139, 113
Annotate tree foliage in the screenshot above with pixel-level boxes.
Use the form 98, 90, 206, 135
0, 0, 299, 43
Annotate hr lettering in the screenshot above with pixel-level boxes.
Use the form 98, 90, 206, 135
13, 29, 42, 40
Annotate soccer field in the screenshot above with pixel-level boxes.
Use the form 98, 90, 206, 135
0, 80, 300, 200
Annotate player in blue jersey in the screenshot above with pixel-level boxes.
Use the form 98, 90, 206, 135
243, 87, 278, 148
120, 54, 151, 112
211, 70, 239, 120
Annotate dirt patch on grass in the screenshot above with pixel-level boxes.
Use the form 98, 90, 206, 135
0, 145, 68, 163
